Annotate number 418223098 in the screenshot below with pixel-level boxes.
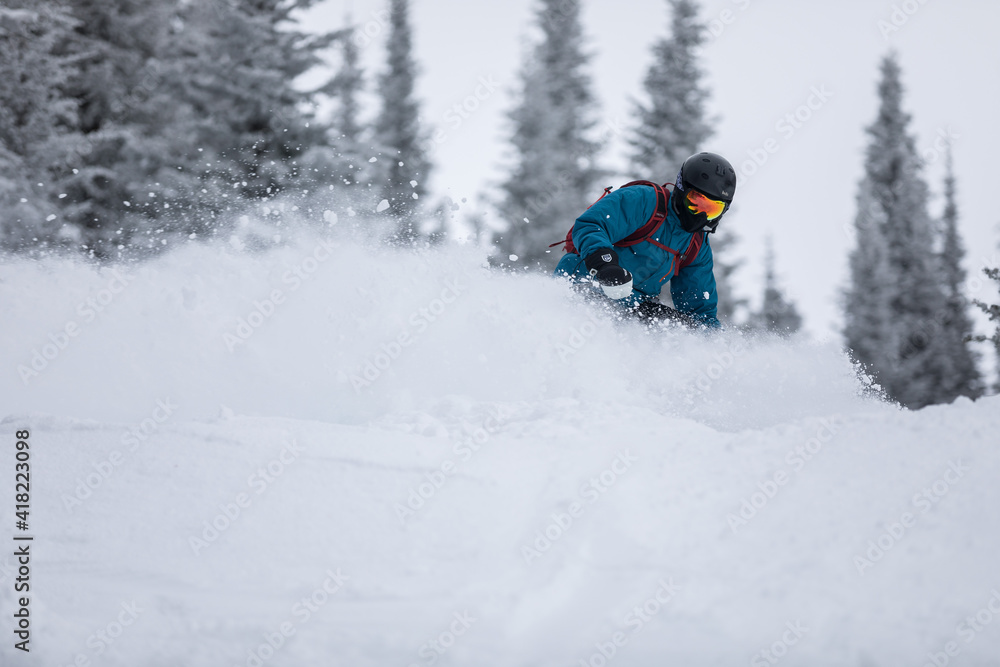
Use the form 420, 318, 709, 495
15, 430, 30, 530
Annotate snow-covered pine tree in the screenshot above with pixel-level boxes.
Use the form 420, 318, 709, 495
628, 0, 712, 180
935, 148, 983, 400
711, 226, 747, 325
374, 0, 431, 243
0, 1, 81, 252
324, 24, 367, 188
52, 0, 186, 256
166, 0, 334, 198
495, 0, 603, 270
844, 54, 952, 409
748, 237, 802, 335
843, 173, 891, 386
971, 265, 1000, 394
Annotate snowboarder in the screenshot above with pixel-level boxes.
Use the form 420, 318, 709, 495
553, 152, 737, 328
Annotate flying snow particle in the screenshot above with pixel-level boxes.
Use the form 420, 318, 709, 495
412, 193, 419, 200
323, 210, 338, 225
376, 200, 390, 213
509, 254, 518, 261
123, 201, 131, 207
410, 180, 418, 188
45, 214, 57, 221
58, 193, 67, 199
369, 157, 378, 163
703, 292, 710, 299
398, 161, 404, 167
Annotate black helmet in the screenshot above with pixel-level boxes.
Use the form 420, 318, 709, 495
672, 152, 737, 233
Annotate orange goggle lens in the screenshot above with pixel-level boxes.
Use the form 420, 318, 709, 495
685, 190, 727, 221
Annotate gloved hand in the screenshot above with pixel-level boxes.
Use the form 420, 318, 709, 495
584, 248, 633, 300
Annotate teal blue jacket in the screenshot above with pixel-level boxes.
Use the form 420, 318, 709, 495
553, 184, 720, 327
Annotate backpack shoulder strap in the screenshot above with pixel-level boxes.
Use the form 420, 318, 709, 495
678, 231, 706, 270
549, 186, 614, 254
613, 182, 671, 249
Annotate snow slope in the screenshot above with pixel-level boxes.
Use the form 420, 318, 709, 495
1, 235, 998, 667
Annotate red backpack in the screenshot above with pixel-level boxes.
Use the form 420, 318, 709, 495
550, 181, 705, 280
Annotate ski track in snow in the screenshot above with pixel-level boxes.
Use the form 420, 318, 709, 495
1, 236, 999, 666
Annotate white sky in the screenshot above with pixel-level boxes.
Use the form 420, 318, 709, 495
297, 0, 1000, 343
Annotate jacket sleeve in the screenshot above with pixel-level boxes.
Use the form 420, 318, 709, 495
670, 235, 721, 328
571, 186, 657, 261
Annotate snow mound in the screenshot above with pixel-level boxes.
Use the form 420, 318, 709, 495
0, 235, 873, 428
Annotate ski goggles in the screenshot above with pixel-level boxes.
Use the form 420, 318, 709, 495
684, 189, 727, 221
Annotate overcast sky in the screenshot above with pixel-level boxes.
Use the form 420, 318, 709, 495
297, 0, 1000, 342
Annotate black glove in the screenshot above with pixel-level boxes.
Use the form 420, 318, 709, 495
584, 248, 633, 300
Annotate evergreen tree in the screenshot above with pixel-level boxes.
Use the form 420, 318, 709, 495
164, 0, 335, 198
749, 237, 802, 334
0, 1, 81, 252
628, 0, 712, 180
54, 0, 338, 255
843, 174, 892, 385
935, 148, 983, 400
495, 0, 603, 270
971, 266, 1000, 394
374, 0, 431, 243
54, 0, 182, 256
711, 226, 747, 325
324, 24, 367, 187
843, 54, 952, 409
